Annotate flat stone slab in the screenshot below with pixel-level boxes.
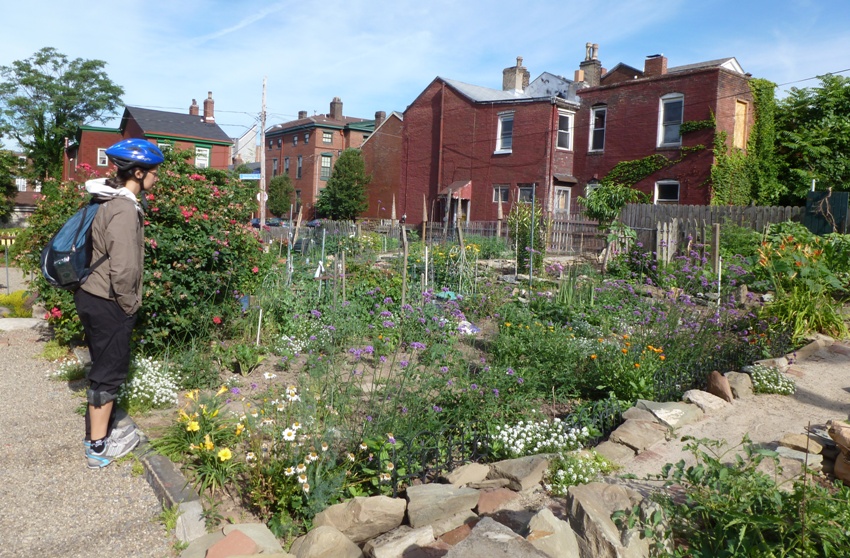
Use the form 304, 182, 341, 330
682, 389, 731, 412
779, 433, 824, 455
593, 441, 636, 465
0, 317, 45, 331
608, 419, 668, 453
775, 446, 824, 469
635, 400, 703, 428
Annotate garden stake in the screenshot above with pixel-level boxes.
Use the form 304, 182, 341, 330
342, 251, 346, 301
717, 255, 722, 307
255, 307, 262, 346
401, 225, 409, 308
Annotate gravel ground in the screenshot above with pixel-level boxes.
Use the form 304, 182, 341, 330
0, 285, 176, 557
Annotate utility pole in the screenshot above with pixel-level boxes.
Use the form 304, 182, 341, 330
259, 78, 268, 228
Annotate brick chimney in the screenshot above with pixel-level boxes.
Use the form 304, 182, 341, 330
502, 56, 530, 92
579, 42, 602, 87
298, 110, 308, 119
329, 97, 343, 120
189, 99, 199, 116
644, 54, 667, 77
374, 111, 386, 128
202, 92, 215, 123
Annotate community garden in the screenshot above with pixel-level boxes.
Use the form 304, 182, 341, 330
12, 150, 850, 554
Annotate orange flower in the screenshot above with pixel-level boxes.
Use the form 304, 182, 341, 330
621, 348, 628, 354
622, 334, 630, 340
659, 355, 666, 361
634, 363, 640, 368
590, 354, 597, 360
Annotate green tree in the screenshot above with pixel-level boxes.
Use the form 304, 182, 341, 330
0, 47, 124, 180
0, 150, 22, 224
268, 174, 295, 217
775, 74, 850, 200
314, 149, 370, 220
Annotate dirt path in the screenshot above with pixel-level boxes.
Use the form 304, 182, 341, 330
614, 339, 850, 480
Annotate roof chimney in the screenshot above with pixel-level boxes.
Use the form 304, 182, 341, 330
329, 97, 343, 120
502, 56, 530, 92
579, 43, 602, 87
644, 54, 667, 77
189, 99, 199, 116
298, 110, 308, 119
374, 111, 386, 128
202, 92, 215, 123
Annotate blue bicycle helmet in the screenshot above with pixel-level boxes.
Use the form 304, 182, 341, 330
105, 139, 165, 171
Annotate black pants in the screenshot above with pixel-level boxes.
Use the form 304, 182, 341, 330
74, 289, 137, 439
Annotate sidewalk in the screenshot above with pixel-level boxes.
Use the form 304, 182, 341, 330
0, 325, 175, 557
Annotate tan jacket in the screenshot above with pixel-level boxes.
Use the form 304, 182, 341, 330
80, 196, 145, 316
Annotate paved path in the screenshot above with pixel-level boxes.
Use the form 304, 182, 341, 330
0, 326, 175, 558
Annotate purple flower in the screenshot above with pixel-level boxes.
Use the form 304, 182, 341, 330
506, 367, 515, 375
410, 342, 426, 350
230, 387, 241, 394
440, 366, 449, 374
432, 405, 443, 412
470, 383, 478, 390
517, 377, 524, 384
382, 320, 395, 328
399, 360, 409, 368
380, 355, 387, 363
310, 309, 322, 318
492, 388, 500, 396
364, 345, 374, 354
383, 297, 394, 305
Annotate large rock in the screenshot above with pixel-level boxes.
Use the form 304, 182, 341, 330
362, 525, 435, 558
779, 433, 824, 455
833, 453, 850, 485
621, 407, 658, 423
607, 420, 668, 453
593, 441, 636, 465
444, 517, 549, 558
294, 525, 363, 558
443, 463, 490, 487
828, 420, 850, 453
487, 455, 550, 491
313, 496, 406, 543
406, 484, 480, 529
706, 370, 733, 402
725, 372, 754, 399
567, 482, 649, 558
222, 523, 285, 554
682, 390, 730, 412
524, 508, 580, 558
634, 400, 703, 429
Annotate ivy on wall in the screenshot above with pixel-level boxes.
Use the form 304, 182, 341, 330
710, 78, 781, 206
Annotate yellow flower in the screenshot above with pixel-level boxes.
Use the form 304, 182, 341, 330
186, 421, 200, 432
216, 385, 228, 397
217, 448, 232, 461
203, 434, 214, 451
185, 390, 198, 401
235, 423, 244, 436
178, 409, 190, 422
505, 322, 512, 327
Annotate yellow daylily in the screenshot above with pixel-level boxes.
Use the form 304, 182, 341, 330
235, 423, 244, 436
186, 421, 200, 432
216, 385, 228, 397
217, 448, 232, 461
203, 434, 214, 451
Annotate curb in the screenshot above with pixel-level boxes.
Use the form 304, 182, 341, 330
133, 429, 206, 544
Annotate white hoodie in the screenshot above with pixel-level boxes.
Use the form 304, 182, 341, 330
85, 178, 142, 213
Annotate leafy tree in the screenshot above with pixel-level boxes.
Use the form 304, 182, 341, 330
0, 150, 22, 224
577, 183, 648, 230
268, 174, 295, 217
314, 149, 370, 220
775, 74, 850, 199
0, 47, 124, 180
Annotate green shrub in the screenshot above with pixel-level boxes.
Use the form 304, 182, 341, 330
744, 363, 796, 395
0, 290, 31, 317
15, 150, 266, 356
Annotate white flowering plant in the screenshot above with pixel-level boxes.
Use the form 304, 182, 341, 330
744, 364, 796, 396
490, 418, 594, 459
544, 450, 615, 495
48, 358, 86, 381
118, 356, 180, 412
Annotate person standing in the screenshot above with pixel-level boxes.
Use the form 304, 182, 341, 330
74, 138, 163, 468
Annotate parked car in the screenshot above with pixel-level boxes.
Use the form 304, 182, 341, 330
250, 218, 284, 228
305, 219, 323, 228
266, 217, 282, 227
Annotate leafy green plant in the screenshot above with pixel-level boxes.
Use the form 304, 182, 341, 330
506, 201, 546, 274
621, 436, 850, 557
158, 503, 183, 532
118, 356, 180, 413
228, 343, 267, 375
545, 450, 615, 495
0, 290, 30, 317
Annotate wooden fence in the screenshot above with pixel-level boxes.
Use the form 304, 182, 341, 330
620, 204, 805, 252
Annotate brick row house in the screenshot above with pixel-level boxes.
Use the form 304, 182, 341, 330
361, 111, 403, 221
263, 98, 374, 217
63, 92, 233, 182
391, 45, 754, 225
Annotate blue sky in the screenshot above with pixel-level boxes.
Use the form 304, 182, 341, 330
2, 0, 849, 144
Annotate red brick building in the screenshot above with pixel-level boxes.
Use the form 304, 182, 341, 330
573, 48, 754, 205
361, 111, 403, 221
401, 57, 582, 226
263, 98, 373, 218
63, 92, 233, 181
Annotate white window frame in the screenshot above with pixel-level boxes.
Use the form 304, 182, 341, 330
658, 93, 684, 147
320, 155, 332, 180
272, 158, 278, 177
284, 157, 290, 175
15, 177, 27, 192
556, 110, 573, 151
492, 185, 509, 203
97, 148, 108, 166
553, 186, 572, 213
195, 147, 210, 169
585, 180, 600, 197
518, 184, 535, 203
654, 180, 680, 204
590, 106, 606, 152
304, 132, 310, 144
495, 111, 514, 154
323, 131, 333, 144
157, 141, 172, 152
292, 135, 298, 146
